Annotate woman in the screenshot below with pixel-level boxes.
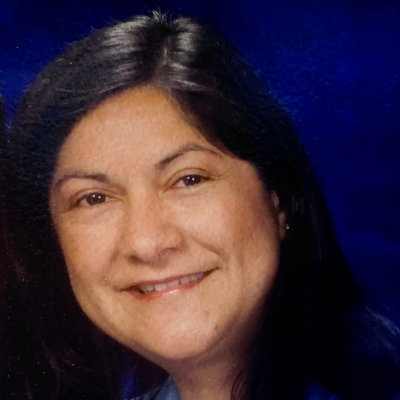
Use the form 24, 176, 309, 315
3, 12, 400, 400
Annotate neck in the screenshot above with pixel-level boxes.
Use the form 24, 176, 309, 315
161, 350, 248, 400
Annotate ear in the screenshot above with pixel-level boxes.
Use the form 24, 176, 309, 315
270, 191, 288, 240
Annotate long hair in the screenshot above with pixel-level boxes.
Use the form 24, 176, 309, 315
4, 12, 400, 400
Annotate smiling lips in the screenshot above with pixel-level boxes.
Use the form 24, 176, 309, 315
133, 271, 209, 295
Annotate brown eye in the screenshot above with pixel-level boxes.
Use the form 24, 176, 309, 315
174, 175, 207, 188
181, 175, 203, 186
79, 192, 108, 207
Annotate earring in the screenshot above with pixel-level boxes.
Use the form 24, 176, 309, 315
285, 223, 290, 231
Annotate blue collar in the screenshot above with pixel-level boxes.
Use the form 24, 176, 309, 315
125, 377, 180, 400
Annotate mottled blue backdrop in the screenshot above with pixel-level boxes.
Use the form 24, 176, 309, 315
1, 0, 399, 321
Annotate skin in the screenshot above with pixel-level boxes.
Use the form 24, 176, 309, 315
50, 86, 286, 400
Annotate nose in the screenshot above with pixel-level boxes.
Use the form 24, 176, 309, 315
119, 196, 183, 264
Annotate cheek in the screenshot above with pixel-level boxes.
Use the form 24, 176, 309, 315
172, 192, 243, 255
223, 187, 281, 296
55, 216, 119, 283
174, 180, 280, 271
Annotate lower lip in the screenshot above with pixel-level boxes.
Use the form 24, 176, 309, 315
127, 273, 209, 301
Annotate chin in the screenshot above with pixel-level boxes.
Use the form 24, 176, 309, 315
128, 326, 228, 366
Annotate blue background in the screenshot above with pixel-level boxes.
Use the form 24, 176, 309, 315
0, 0, 399, 322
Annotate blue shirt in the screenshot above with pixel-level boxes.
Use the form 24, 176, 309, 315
124, 377, 342, 400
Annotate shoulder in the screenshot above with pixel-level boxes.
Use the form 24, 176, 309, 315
304, 381, 341, 400
305, 380, 400, 400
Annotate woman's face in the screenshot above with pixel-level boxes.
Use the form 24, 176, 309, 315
50, 86, 286, 368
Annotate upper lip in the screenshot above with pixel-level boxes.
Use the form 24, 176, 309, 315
124, 269, 215, 289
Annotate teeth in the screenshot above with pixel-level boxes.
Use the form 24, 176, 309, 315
167, 279, 180, 289
154, 283, 167, 291
180, 276, 191, 284
136, 272, 206, 295
191, 272, 203, 282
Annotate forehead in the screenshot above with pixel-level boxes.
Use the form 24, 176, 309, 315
56, 86, 209, 171
77, 85, 189, 128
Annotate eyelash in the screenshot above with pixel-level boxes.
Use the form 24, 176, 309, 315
71, 174, 208, 209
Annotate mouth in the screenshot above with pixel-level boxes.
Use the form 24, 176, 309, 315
129, 270, 213, 297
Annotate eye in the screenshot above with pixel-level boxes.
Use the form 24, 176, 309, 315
174, 174, 208, 188
75, 192, 109, 207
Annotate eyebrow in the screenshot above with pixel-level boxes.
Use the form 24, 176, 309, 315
53, 172, 109, 193
156, 142, 221, 170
